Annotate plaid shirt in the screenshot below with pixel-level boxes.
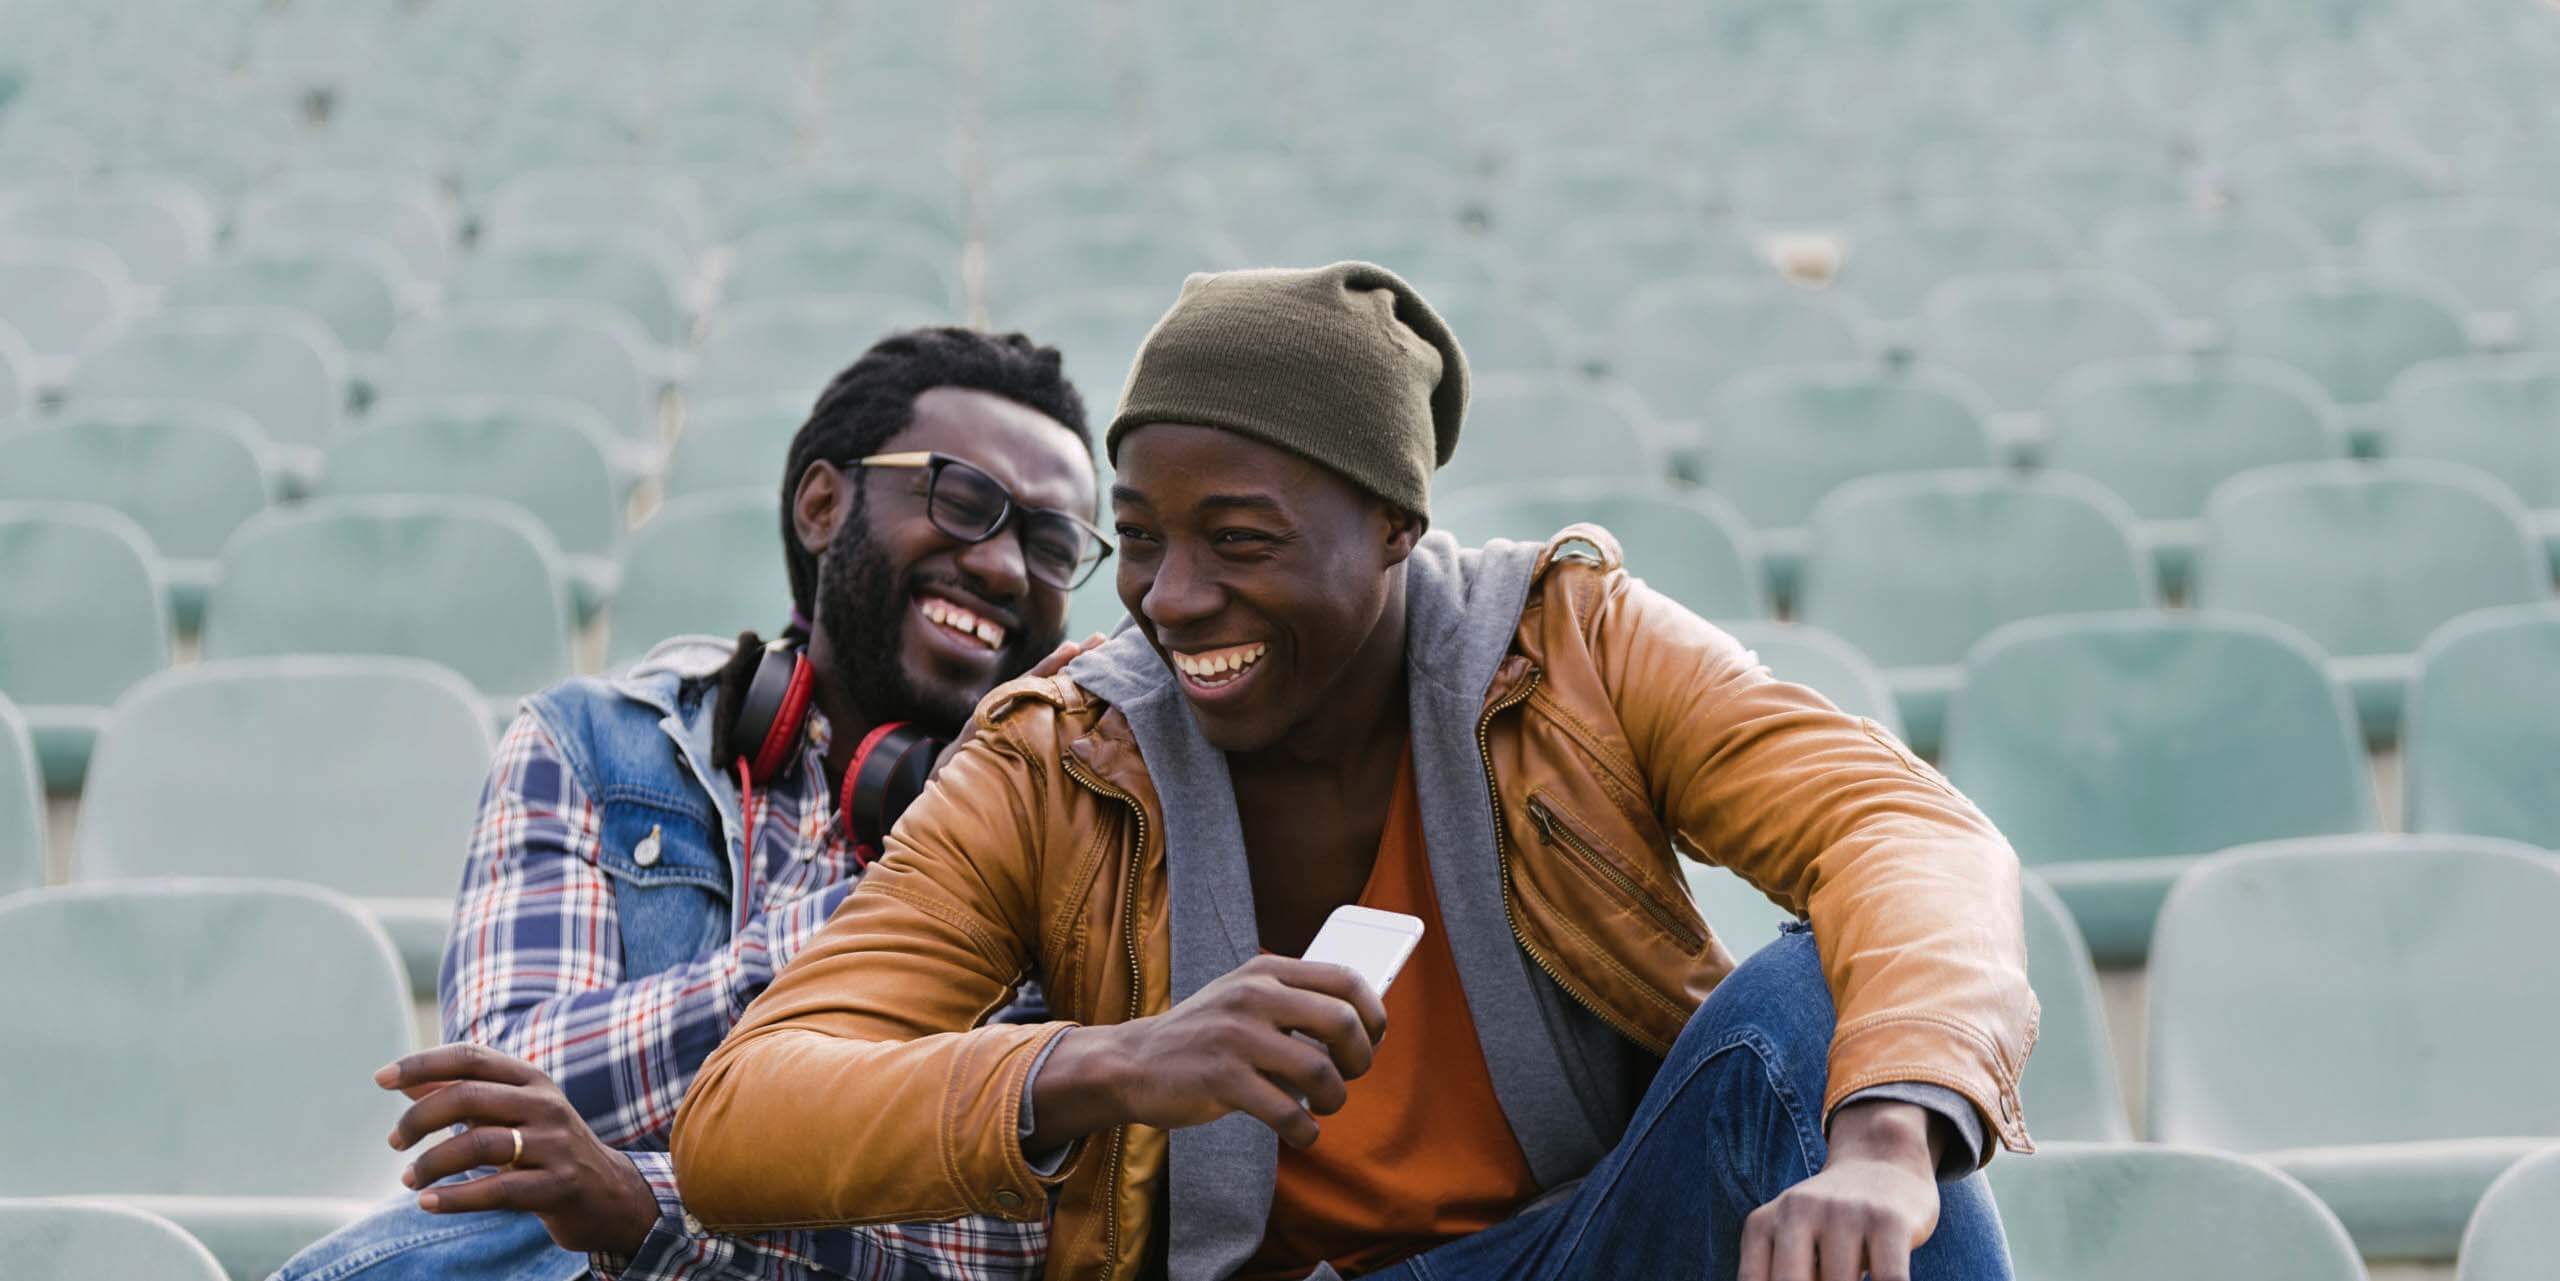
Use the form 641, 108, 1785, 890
442, 704, 1047, 1281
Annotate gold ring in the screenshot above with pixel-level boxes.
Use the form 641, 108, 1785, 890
504, 1127, 524, 1169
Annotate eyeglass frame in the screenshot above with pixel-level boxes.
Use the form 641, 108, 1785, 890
840, 450, 1115, 591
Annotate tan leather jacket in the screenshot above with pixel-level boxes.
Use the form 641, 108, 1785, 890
674, 528, 2037, 1281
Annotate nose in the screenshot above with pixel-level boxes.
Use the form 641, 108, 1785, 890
1138, 541, 1222, 632
952, 521, 1031, 600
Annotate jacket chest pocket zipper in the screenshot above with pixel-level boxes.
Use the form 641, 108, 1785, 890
1526, 793, 1706, 953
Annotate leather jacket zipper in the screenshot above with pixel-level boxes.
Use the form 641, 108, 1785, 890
1060, 750, 1146, 1277
1526, 793, 1707, 953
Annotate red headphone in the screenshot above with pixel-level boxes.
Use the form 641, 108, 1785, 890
727, 635, 942, 868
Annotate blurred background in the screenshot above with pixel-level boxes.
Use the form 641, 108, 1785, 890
2, 0, 2558, 1278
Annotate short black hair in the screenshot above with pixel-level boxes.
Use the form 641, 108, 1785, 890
778, 326, 1092, 619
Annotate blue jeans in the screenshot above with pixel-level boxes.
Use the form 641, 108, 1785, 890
1367, 926, 2012, 1281
271, 1182, 585, 1281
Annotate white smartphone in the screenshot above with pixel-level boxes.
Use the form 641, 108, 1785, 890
1299, 904, 1426, 1000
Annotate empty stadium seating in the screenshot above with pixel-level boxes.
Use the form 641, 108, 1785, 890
2222, 273, 2473, 453
377, 304, 661, 476
233, 169, 457, 284
1001, 289, 1168, 420
1916, 271, 2179, 434
1943, 612, 2377, 964
2228, 136, 2448, 246
2459, 1146, 2560, 1281
2403, 604, 2560, 849
2147, 836, 2560, 1259
1432, 378, 1663, 495
1989, 1143, 2366, 1281
690, 295, 951, 404
1721, 620, 1904, 736
1839, 203, 2081, 323
67, 309, 349, 484
0, 1200, 229, 1281
2017, 874, 2132, 1144
166, 243, 407, 358
607, 492, 791, 669
0, 175, 215, 289
2384, 356, 2560, 574
2096, 206, 2330, 328
0, 695, 38, 895
0, 238, 129, 368
447, 230, 694, 351
1428, 482, 1767, 622
665, 395, 807, 501
1612, 279, 1871, 423
2361, 201, 2560, 336
724, 220, 962, 317
0, 503, 169, 789
480, 165, 708, 260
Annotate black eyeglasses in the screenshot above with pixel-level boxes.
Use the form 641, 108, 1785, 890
844, 451, 1113, 591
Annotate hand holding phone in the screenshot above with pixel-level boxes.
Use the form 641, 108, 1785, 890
1298, 905, 1425, 1008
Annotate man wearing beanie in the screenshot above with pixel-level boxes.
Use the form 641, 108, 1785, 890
672, 263, 2035, 1281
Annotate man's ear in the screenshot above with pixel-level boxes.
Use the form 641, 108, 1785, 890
1379, 504, 1423, 568
791, 462, 848, 556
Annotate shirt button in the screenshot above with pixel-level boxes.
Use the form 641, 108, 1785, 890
994, 1189, 1024, 1212
682, 1213, 703, 1234
634, 826, 662, 867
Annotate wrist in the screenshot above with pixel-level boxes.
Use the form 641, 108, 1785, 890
1028, 1024, 1133, 1149
1826, 1099, 1941, 1176
606, 1152, 665, 1257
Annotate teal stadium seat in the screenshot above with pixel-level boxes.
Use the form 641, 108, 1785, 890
718, 170, 967, 250
1839, 202, 2079, 321
77, 657, 494, 994
1613, 278, 1871, 423
1798, 471, 2155, 755
0, 1201, 228, 1281
2361, 200, 2560, 332
2148, 836, 2560, 1260
1421, 284, 1572, 379
448, 230, 693, 349
2404, 603, 2560, 849
2459, 1146, 2560, 1281
1002, 289, 1165, 419
0, 404, 274, 627
2017, 873, 2132, 1142
201, 496, 573, 707
1989, 1143, 2365, 1281
985, 217, 1235, 313
1521, 214, 1774, 338
1283, 219, 1499, 303
691, 295, 951, 404
0, 322, 24, 420
2043, 356, 2342, 593
1698, 363, 1996, 602
379, 304, 660, 475
0, 239, 130, 364
2533, 273, 2560, 353
2004, 141, 2192, 229
1916, 271, 2177, 431
2097, 206, 2328, 326
2228, 136, 2448, 246
1721, 621, 1904, 735
481, 165, 707, 260
319, 397, 625, 617
666, 395, 807, 500
0, 503, 169, 790
1496, 150, 1702, 244
68, 308, 349, 483
723, 221, 962, 315
1428, 482, 1769, 621
0, 176, 215, 288
0, 694, 38, 893
166, 243, 406, 356
1432, 377, 1663, 495
2197, 460, 2549, 745
0, 881, 412, 1281
608, 492, 790, 669
2386, 355, 2560, 575
234, 169, 457, 283
2224, 272, 2471, 453
1942, 612, 2377, 963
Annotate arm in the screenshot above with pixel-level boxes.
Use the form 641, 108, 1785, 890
440, 714, 852, 1148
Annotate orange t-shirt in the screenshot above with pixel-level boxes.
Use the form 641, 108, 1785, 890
1236, 752, 1544, 1281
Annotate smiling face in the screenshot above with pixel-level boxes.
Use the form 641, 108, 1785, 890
798, 386, 1097, 735
1111, 422, 1418, 753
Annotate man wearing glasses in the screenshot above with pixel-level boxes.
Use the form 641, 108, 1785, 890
276, 327, 1106, 1281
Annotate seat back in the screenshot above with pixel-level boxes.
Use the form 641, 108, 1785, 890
380, 304, 657, 445
608, 492, 790, 667
2197, 461, 2548, 660
1989, 1143, 2367, 1281
725, 220, 961, 314
202, 497, 572, 698
986, 217, 1234, 312
0, 405, 273, 563
1720, 621, 1903, 736
666, 395, 809, 500
0, 503, 170, 710
2097, 206, 2328, 324
0, 881, 412, 1195
235, 169, 456, 282
2148, 836, 2560, 1149
1614, 278, 1870, 419
70, 309, 347, 451
2223, 272, 2471, 406
1422, 284, 1572, 379
0, 1200, 228, 1281
2230, 137, 2447, 245
1433, 378, 1662, 494
2459, 1146, 2560, 1281
1944, 612, 2376, 866
718, 169, 966, 247
692, 296, 951, 402
0, 239, 130, 358
2361, 200, 2560, 319
0, 177, 215, 287
0, 695, 38, 893
1001, 289, 1166, 420
1429, 482, 1767, 621
166, 242, 405, 354
2020, 874, 2131, 1141
2045, 357, 2340, 520
482, 166, 707, 257
1840, 202, 2080, 319
449, 230, 692, 347
2405, 604, 2560, 848
78, 657, 492, 898
1918, 271, 2177, 414
1702, 363, 1998, 532
321, 397, 623, 561
2387, 355, 2560, 507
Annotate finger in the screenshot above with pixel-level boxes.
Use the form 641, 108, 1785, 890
1737, 1204, 1776, 1281
390, 1081, 537, 1151
417, 1167, 558, 1215
1258, 957, 1390, 1047
1770, 1207, 1818, 1281
1245, 1029, 1349, 1116
396, 1080, 454, 1103
1866, 1221, 1916, 1281
1082, 631, 1109, 648
1026, 639, 1083, 679
1224, 1071, 1321, 1148
377, 1042, 543, 1092
405, 1123, 530, 1189
1252, 985, 1379, 1083
1817, 1217, 1866, 1281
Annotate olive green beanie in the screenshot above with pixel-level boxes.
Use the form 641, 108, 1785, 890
1105, 261, 1469, 518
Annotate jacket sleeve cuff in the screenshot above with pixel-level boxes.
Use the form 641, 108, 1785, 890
1834, 1083, 1986, 1180
1825, 1013, 2034, 1159
590, 1151, 712, 1281
1015, 1027, 1081, 1179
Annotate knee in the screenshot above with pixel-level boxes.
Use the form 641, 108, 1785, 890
1673, 926, 1837, 1117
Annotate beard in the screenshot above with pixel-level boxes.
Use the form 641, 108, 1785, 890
810, 497, 1061, 739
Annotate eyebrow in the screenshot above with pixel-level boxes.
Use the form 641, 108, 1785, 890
1108, 487, 1289, 518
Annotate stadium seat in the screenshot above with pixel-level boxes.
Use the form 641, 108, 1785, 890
2148, 835, 2560, 1260
1838, 203, 2080, 321
0, 404, 274, 627
0, 503, 169, 790
2533, 273, 2560, 352
0, 881, 411, 1281
1942, 612, 2377, 963
0, 239, 130, 364
234, 169, 457, 284
1726, 138, 1897, 229
319, 397, 624, 618
2404, 603, 2560, 849
2225, 271, 2474, 453
1613, 278, 1872, 422
1282, 219, 1499, 302
1421, 284, 1572, 379
77, 656, 493, 993
1797, 471, 2155, 755
690, 295, 951, 403
1429, 482, 1769, 621
1496, 150, 1701, 244
1001, 289, 1165, 420
0, 1200, 229, 1281
2386, 355, 2560, 574
723, 220, 961, 315
2097, 205, 2329, 326
666, 395, 806, 501
608, 492, 790, 669
717, 170, 967, 250
378, 304, 660, 474
2196, 460, 2549, 744
68, 308, 349, 483
2361, 200, 2560, 334
1988, 1143, 2366, 1281
448, 230, 693, 349
1519, 214, 1774, 336
201, 496, 574, 707
1721, 621, 1904, 736
0, 323, 25, 420
985, 217, 1236, 312
2018, 873, 2132, 1142
2227, 136, 2448, 246
1431, 378, 1663, 496
2004, 141, 2193, 228
0, 176, 215, 288
2043, 356, 2343, 593
0, 695, 37, 894
165, 243, 406, 357
1695, 363, 1997, 601
480, 165, 707, 260
1916, 271, 2177, 432
2459, 1145, 2560, 1281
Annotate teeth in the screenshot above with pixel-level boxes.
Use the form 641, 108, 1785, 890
974, 619, 1004, 647
1175, 643, 1268, 682
919, 597, 1003, 650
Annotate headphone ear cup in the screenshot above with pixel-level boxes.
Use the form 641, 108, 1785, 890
733, 642, 816, 783
844, 723, 943, 851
